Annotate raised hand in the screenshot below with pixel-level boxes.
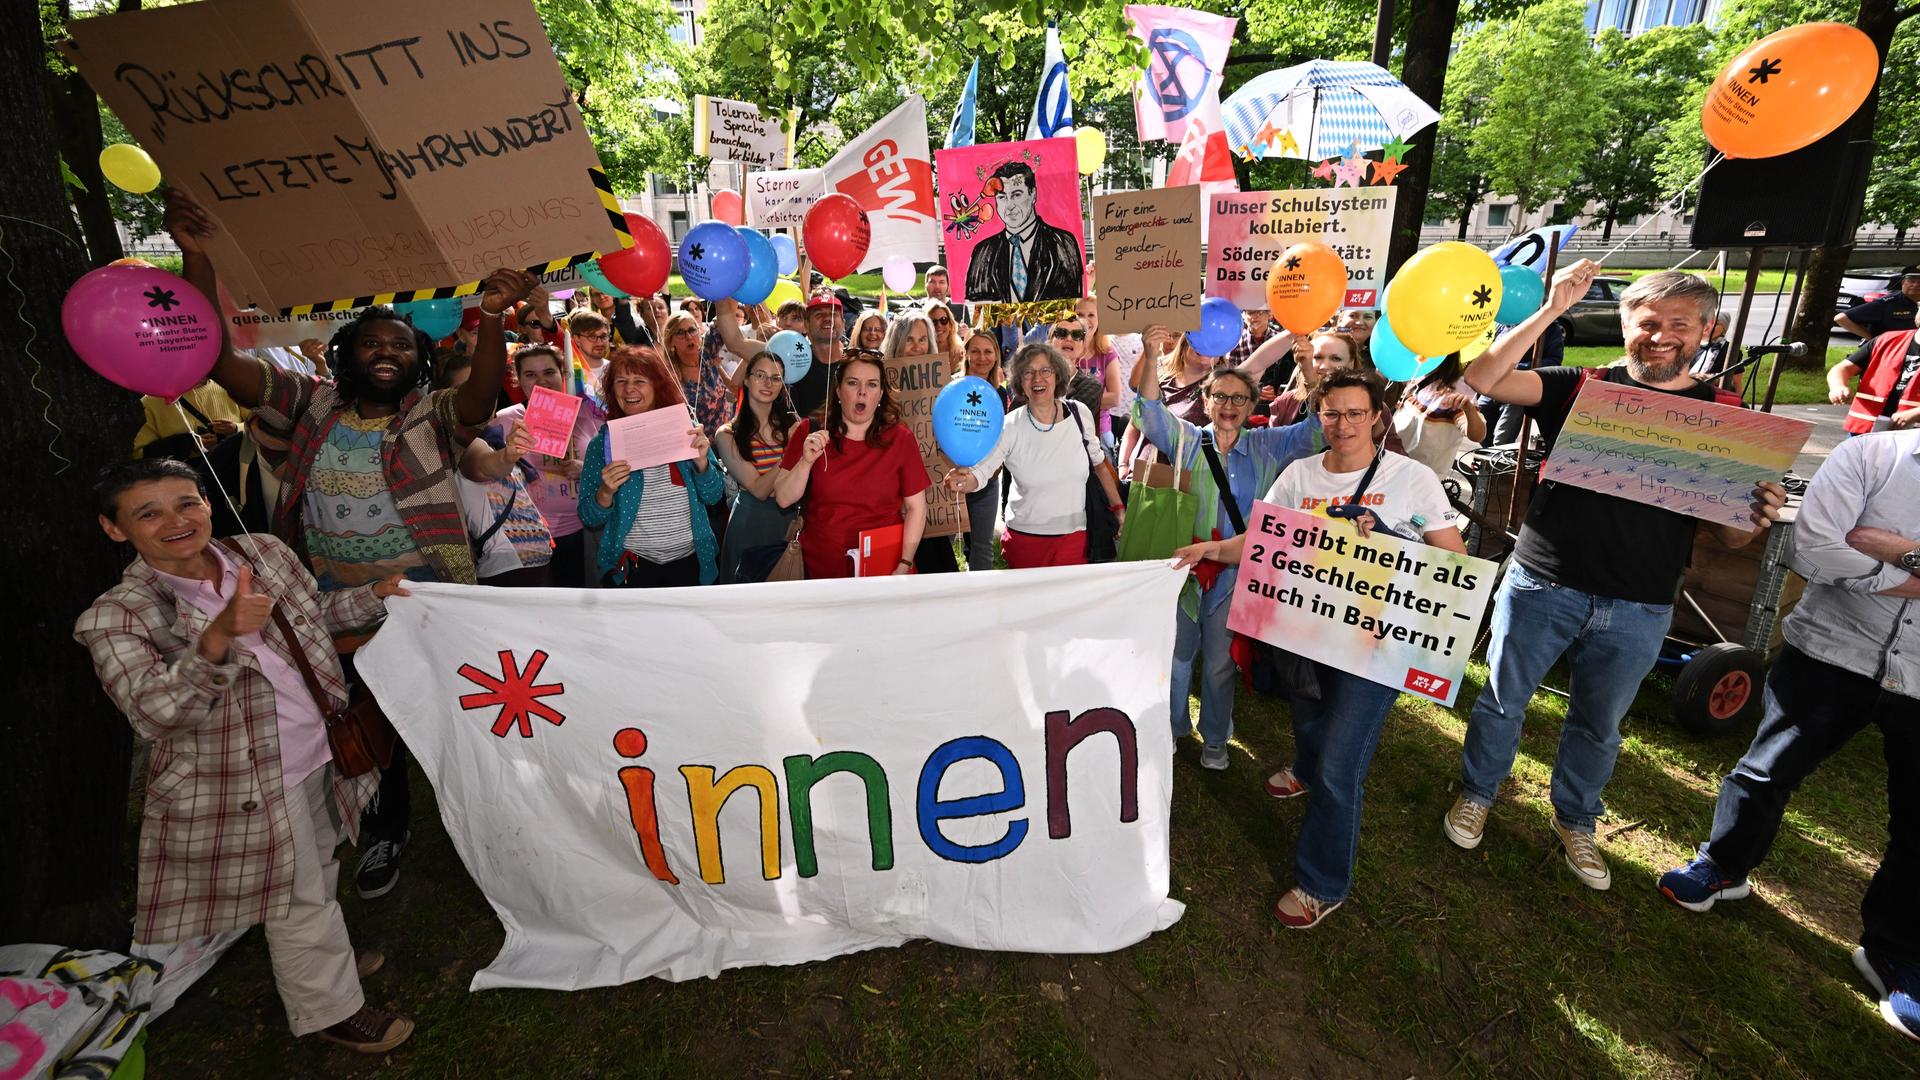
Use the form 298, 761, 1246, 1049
1547, 259, 1600, 312
801, 429, 830, 463
599, 459, 632, 498
480, 269, 539, 315
162, 188, 217, 255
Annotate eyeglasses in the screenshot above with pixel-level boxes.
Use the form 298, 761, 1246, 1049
671, 327, 699, 338
748, 371, 784, 384
1051, 328, 1087, 341
576, 332, 610, 342
1022, 368, 1056, 380
1319, 409, 1375, 425
1208, 392, 1252, 406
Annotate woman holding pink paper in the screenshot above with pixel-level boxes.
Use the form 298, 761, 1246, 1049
490, 345, 606, 587
1176, 370, 1464, 930
577, 347, 725, 588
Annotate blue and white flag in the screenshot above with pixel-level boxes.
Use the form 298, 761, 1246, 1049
1026, 26, 1074, 140
946, 58, 979, 150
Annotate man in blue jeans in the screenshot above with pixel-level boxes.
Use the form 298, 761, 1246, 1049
1658, 430, 1920, 1041
1447, 263, 1786, 890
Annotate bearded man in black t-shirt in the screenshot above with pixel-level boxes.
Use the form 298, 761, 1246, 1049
1438, 264, 1787, 891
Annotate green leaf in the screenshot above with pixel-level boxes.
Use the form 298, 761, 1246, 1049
60, 156, 86, 193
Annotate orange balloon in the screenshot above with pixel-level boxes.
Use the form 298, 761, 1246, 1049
1264, 242, 1348, 335
1702, 22, 1878, 159
109, 257, 156, 268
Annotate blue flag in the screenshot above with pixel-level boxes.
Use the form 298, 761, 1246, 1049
946, 58, 979, 150
1026, 25, 1074, 139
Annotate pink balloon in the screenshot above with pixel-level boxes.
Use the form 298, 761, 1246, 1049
61, 266, 219, 398
712, 189, 745, 226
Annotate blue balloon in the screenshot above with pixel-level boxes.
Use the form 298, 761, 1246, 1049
1495, 264, 1544, 325
577, 258, 629, 298
770, 233, 799, 276
767, 330, 812, 384
733, 227, 778, 306
1186, 297, 1242, 357
678, 221, 750, 301
403, 297, 463, 340
932, 375, 1005, 468
1370, 314, 1422, 381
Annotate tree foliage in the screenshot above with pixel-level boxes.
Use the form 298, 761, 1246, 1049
1465, 0, 1604, 225
1569, 24, 1712, 240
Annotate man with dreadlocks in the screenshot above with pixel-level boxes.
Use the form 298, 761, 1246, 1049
164, 190, 538, 900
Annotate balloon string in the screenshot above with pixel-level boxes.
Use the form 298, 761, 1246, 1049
174, 400, 270, 569
1593, 153, 1724, 266
0, 223, 73, 474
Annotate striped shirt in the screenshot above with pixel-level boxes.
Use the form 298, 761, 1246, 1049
747, 437, 785, 474
624, 464, 695, 563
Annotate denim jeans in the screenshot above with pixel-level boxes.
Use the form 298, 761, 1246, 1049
964, 474, 1001, 571
1703, 644, 1920, 965
1458, 561, 1673, 831
1292, 664, 1404, 904
1171, 592, 1236, 747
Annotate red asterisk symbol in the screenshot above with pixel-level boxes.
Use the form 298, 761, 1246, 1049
457, 650, 566, 738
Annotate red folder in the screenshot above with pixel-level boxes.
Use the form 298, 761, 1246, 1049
851, 524, 905, 577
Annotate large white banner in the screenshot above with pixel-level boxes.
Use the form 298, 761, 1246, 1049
745, 96, 938, 270
357, 563, 1188, 989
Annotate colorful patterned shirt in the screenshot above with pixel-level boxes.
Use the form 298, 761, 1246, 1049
301, 410, 435, 591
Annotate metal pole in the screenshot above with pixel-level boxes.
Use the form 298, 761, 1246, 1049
1724, 246, 1766, 364
1761, 248, 1810, 413
1504, 230, 1560, 535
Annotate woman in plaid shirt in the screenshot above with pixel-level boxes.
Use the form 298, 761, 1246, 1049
76, 460, 415, 1054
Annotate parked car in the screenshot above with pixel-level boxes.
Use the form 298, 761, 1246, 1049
1834, 265, 1909, 315
1555, 276, 1636, 345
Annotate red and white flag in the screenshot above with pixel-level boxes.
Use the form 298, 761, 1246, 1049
1165, 94, 1237, 197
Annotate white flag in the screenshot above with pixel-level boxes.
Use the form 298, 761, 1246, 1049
1026, 25, 1075, 140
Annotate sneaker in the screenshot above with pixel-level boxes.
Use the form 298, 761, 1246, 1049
1552, 820, 1611, 891
1272, 887, 1343, 929
355, 949, 384, 979
1264, 766, 1307, 799
1854, 947, 1920, 1042
354, 831, 409, 900
317, 1005, 414, 1053
1658, 857, 1750, 913
1442, 796, 1489, 850
1199, 744, 1230, 770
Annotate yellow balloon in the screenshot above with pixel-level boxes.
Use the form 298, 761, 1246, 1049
1075, 128, 1107, 176
765, 278, 804, 310
99, 143, 161, 195
1384, 242, 1503, 358
1458, 324, 1497, 364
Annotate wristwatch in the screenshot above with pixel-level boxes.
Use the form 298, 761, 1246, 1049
1901, 548, 1920, 571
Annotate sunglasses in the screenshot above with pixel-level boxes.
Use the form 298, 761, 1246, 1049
1051, 328, 1087, 341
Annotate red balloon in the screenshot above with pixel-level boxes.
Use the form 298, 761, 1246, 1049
598, 213, 671, 297
803, 194, 871, 281
712, 189, 745, 226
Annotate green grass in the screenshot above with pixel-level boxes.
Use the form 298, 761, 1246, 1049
1562, 345, 1850, 406
142, 652, 1911, 1078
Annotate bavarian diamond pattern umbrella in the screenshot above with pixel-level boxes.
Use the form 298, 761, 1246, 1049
1223, 59, 1441, 161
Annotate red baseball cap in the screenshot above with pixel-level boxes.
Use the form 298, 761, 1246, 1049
805, 294, 842, 312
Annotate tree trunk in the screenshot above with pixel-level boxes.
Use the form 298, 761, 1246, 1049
1898, 224, 1908, 246
1787, 0, 1904, 369
1602, 213, 1615, 242
51, 0, 134, 266
1455, 210, 1470, 240
0, 0, 141, 950
1385, 0, 1463, 280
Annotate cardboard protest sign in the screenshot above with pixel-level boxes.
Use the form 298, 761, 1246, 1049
936, 139, 1086, 306
693, 95, 795, 169
1537, 380, 1813, 528
64, 0, 626, 315
744, 97, 937, 270
523, 386, 583, 458
356, 564, 1188, 987
1227, 503, 1497, 706
1093, 186, 1203, 333
1205, 189, 1395, 310
885, 353, 968, 539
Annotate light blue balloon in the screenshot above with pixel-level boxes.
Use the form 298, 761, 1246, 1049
678, 221, 751, 301
1185, 296, 1242, 357
404, 297, 463, 340
770, 233, 799, 276
1370, 313, 1422, 381
1495, 264, 1544, 325
733, 227, 778, 307
767, 330, 812, 384
932, 375, 1005, 468
578, 259, 629, 298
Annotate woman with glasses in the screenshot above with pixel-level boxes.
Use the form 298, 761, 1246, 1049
884, 312, 964, 574
1176, 369, 1463, 929
925, 301, 966, 367
663, 311, 744, 441
715, 351, 801, 583
773, 352, 930, 579
1133, 325, 1324, 771
851, 310, 890, 353
957, 331, 1010, 570
943, 343, 1121, 570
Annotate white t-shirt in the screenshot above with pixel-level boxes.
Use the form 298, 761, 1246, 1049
1391, 377, 1474, 480
457, 475, 527, 579
1263, 450, 1458, 540
970, 400, 1105, 535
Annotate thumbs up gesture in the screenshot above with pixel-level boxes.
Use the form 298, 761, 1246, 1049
198, 566, 274, 663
